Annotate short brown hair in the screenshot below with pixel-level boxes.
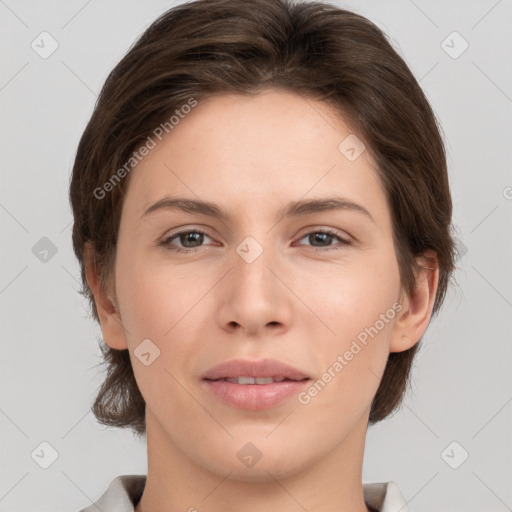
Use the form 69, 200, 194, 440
69, 0, 456, 437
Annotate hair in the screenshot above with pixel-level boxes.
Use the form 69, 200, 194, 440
69, 0, 457, 437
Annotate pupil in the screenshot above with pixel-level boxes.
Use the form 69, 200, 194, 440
311, 233, 332, 246
178, 232, 333, 248
182, 232, 203, 248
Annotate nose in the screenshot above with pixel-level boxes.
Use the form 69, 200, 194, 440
216, 239, 293, 337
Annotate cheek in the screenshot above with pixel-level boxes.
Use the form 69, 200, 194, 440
115, 249, 200, 341
292, 247, 401, 403
116, 235, 401, 365
294, 246, 401, 340
114, 257, 206, 406
117, 238, 401, 348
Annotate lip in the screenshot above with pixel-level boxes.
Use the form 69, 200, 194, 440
201, 358, 311, 410
202, 358, 310, 381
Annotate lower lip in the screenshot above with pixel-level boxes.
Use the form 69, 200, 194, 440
202, 379, 310, 410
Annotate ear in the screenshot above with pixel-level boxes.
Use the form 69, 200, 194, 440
84, 243, 129, 350
390, 250, 439, 353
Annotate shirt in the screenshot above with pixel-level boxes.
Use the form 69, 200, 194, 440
78, 474, 410, 512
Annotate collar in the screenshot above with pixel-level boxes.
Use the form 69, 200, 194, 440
79, 474, 410, 512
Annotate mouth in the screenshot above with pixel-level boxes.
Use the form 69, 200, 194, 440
202, 357, 310, 381
205, 376, 309, 384
201, 358, 311, 410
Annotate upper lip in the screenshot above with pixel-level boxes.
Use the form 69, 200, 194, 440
202, 358, 310, 381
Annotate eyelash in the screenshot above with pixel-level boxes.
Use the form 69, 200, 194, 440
160, 228, 352, 254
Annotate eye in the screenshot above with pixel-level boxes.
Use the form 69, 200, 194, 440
294, 228, 352, 251
160, 227, 352, 254
161, 229, 214, 253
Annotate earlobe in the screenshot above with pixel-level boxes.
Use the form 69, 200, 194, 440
84, 243, 129, 350
389, 250, 439, 353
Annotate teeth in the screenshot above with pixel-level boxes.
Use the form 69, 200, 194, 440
236, 376, 256, 385
225, 376, 287, 384
255, 377, 274, 384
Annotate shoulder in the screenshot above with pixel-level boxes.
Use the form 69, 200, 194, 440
76, 475, 146, 512
77, 475, 408, 512
363, 481, 409, 512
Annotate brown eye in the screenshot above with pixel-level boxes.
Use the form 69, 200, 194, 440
161, 229, 213, 253
295, 229, 352, 251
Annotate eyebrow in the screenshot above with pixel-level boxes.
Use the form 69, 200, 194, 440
141, 196, 375, 224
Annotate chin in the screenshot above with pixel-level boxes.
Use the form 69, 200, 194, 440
212, 456, 307, 484
195, 436, 314, 483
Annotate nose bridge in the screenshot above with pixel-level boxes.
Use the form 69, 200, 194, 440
216, 231, 292, 334
233, 233, 280, 304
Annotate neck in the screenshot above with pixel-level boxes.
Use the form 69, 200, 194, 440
136, 409, 372, 512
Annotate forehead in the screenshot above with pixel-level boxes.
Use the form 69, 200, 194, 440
122, 89, 387, 224
162, 89, 361, 164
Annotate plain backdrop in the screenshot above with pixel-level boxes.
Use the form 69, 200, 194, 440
1, 1, 511, 511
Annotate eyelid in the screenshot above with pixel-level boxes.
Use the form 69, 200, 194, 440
294, 225, 353, 243
160, 224, 354, 253
160, 225, 351, 242
161, 224, 213, 240
160, 226, 214, 246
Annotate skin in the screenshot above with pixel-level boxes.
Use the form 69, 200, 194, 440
85, 89, 438, 512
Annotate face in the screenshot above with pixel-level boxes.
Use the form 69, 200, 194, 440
100, 89, 418, 481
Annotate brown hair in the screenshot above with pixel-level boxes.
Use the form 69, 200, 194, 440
69, 0, 456, 437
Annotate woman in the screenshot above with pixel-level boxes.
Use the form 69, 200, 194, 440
69, 0, 456, 510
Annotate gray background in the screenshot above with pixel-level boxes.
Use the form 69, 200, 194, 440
1, 1, 511, 511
